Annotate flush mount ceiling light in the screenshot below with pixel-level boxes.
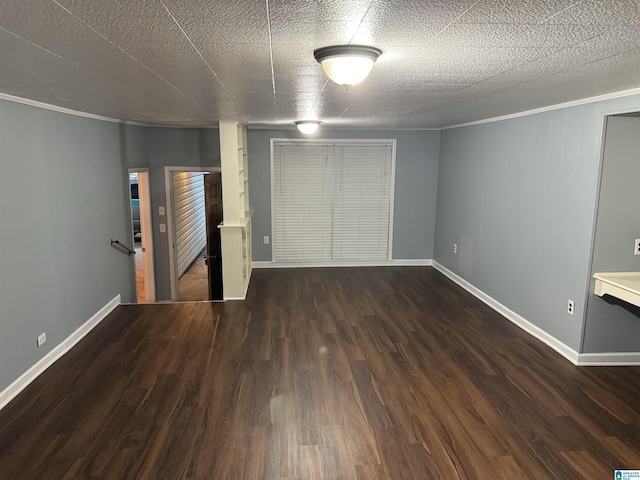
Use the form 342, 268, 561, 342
313, 45, 382, 87
295, 120, 321, 134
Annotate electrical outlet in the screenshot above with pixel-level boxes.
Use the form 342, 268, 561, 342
37, 332, 47, 347
159, 206, 165, 216
635, 238, 640, 255
159, 223, 166, 233
263, 235, 270, 244
567, 299, 575, 316
453, 243, 457, 253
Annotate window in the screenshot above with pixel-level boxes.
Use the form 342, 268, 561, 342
272, 140, 395, 263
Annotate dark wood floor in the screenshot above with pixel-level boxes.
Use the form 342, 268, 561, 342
1, 267, 639, 479
178, 247, 209, 302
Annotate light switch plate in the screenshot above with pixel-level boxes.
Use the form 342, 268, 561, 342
159, 206, 165, 216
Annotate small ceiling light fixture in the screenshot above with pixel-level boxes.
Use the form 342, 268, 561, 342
314, 45, 382, 87
295, 120, 321, 135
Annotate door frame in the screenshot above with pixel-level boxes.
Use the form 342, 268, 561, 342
164, 166, 221, 301
129, 168, 156, 302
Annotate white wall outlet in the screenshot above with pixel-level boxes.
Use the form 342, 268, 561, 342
37, 332, 46, 347
567, 299, 575, 315
453, 243, 457, 253
159, 206, 165, 216
635, 238, 640, 255
159, 223, 166, 233
263, 235, 270, 244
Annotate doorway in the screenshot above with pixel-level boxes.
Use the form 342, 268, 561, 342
165, 166, 222, 301
128, 169, 155, 303
581, 112, 640, 354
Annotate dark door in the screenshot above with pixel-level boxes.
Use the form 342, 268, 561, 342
204, 172, 223, 300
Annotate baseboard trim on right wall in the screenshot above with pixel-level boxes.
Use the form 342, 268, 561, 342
576, 352, 640, 366
432, 262, 640, 367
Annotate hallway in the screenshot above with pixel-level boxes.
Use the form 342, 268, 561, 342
178, 247, 208, 301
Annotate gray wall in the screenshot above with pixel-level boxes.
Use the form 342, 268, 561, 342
120, 124, 149, 294
583, 115, 640, 352
120, 124, 148, 169
3, 92, 638, 395
247, 129, 440, 262
0, 100, 136, 391
434, 94, 640, 352
126, 127, 220, 300
0, 112, 220, 392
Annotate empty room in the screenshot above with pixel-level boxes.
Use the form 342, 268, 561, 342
1, 0, 639, 479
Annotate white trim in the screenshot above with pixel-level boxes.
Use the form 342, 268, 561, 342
0, 295, 121, 411
0, 92, 127, 124
3, 87, 639, 131
4, 87, 639, 132
252, 259, 432, 268
432, 262, 581, 365
443, 87, 640, 130
0, 92, 217, 128
431, 265, 640, 366
576, 352, 640, 366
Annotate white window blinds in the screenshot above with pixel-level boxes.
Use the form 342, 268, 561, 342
273, 141, 394, 263
332, 144, 392, 261
273, 144, 333, 262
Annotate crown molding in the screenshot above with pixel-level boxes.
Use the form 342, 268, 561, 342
0, 92, 140, 124
3, 86, 640, 132
0, 93, 222, 128
442, 86, 640, 130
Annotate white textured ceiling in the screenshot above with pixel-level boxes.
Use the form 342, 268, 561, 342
1, 0, 639, 128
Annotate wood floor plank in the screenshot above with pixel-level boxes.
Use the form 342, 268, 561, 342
1, 267, 640, 479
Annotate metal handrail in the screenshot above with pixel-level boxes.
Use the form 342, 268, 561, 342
111, 239, 136, 256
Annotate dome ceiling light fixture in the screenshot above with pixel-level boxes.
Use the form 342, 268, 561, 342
295, 120, 321, 134
313, 45, 382, 87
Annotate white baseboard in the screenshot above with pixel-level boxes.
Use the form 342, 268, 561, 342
0, 295, 121, 411
576, 352, 640, 366
432, 262, 581, 365
433, 262, 640, 366
252, 259, 433, 269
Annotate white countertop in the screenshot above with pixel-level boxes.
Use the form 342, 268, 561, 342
593, 272, 640, 308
